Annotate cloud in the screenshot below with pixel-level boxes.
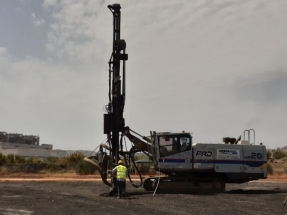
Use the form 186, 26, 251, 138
1, 0, 287, 149
43, 0, 58, 8
233, 71, 287, 105
44, 0, 108, 66
31, 12, 45, 26
33, 19, 45, 26
0, 47, 7, 56
0, 49, 107, 149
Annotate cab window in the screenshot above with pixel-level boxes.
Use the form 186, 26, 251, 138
158, 134, 191, 157
180, 137, 191, 152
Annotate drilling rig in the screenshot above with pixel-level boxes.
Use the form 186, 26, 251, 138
84, 4, 267, 194
84, 3, 148, 192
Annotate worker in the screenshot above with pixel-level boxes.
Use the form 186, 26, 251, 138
112, 160, 128, 198
181, 142, 188, 151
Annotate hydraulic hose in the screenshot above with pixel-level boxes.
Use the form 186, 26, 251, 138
121, 135, 142, 188
124, 147, 143, 188
83, 157, 112, 187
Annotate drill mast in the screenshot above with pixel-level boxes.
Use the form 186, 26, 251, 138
104, 4, 128, 165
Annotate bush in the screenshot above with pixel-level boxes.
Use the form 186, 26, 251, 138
137, 164, 151, 173
272, 148, 286, 159
47, 163, 62, 173
0, 152, 94, 174
267, 163, 273, 175
267, 151, 272, 159
44, 156, 59, 164
0, 153, 5, 165
14, 155, 26, 164
5, 154, 15, 164
134, 154, 147, 161
43, 156, 68, 173
66, 152, 85, 164
32, 158, 43, 164
0, 154, 27, 165
25, 157, 43, 164
75, 161, 96, 175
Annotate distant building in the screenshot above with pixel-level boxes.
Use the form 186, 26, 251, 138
0, 131, 66, 158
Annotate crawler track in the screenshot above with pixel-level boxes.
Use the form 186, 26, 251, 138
143, 176, 225, 193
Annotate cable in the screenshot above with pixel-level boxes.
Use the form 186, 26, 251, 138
123, 137, 130, 168
106, 134, 113, 169
124, 136, 128, 153
126, 147, 143, 188
88, 138, 107, 156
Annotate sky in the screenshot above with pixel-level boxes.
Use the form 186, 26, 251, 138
0, 0, 287, 150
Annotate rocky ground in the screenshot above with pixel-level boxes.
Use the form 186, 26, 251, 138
1, 160, 287, 215
1, 180, 287, 215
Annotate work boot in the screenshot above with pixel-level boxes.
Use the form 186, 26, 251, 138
117, 196, 120, 199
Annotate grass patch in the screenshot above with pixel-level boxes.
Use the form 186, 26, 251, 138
267, 162, 273, 175
0, 152, 96, 174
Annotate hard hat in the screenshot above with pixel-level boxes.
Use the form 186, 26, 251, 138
118, 160, 123, 165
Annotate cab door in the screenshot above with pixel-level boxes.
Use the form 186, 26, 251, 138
157, 134, 192, 170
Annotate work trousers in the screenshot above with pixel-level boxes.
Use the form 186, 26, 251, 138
117, 180, 126, 197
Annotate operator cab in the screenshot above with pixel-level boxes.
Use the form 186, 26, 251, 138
157, 133, 192, 157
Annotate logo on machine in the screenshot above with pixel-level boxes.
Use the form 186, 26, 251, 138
196, 151, 212, 157
218, 149, 238, 155
244, 152, 263, 160
217, 149, 240, 159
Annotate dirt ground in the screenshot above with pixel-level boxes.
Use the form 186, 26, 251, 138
1, 179, 287, 215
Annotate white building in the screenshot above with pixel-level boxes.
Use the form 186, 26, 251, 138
0, 142, 67, 158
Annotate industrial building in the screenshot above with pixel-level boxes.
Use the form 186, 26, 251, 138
0, 131, 66, 158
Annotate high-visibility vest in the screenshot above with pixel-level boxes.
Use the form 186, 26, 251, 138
117, 165, 127, 180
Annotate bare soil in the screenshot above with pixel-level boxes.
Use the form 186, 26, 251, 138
1, 179, 287, 215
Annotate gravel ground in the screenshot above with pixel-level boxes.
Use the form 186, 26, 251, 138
1, 181, 287, 215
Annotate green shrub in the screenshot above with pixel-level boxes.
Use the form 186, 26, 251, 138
57, 159, 69, 169
25, 157, 43, 164
0, 153, 5, 165
75, 160, 96, 175
5, 154, 15, 164
0, 152, 95, 174
134, 154, 147, 161
44, 156, 68, 172
137, 164, 151, 173
66, 153, 85, 164
14, 155, 26, 164
34, 158, 43, 164
267, 151, 272, 159
267, 163, 273, 175
44, 156, 59, 164
0, 154, 28, 165
272, 148, 286, 159
26, 157, 34, 164
47, 163, 62, 173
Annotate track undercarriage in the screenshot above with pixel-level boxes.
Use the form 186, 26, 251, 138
143, 176, 225, 193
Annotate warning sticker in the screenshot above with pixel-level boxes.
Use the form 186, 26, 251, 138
217, 149, 240, 160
